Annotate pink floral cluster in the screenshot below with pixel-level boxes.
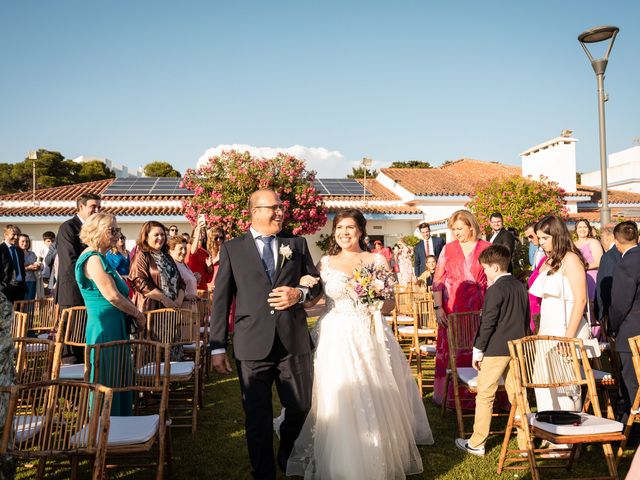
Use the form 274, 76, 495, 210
181, 150, 328, 238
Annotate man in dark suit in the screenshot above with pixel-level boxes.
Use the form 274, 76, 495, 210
595, 224, 622, 328
211, 189, 322, 480
488, 212, 515, 271
55, 193, 101, 310
0, 224, 27, 302
455, 244, 530, 456
609, 221, 640, 424
414, 222, 444, 277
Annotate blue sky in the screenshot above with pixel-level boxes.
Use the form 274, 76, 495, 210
1, 1, 638, 177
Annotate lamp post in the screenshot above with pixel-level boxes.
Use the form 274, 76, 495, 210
578, 25, 619, 226
361, 157, 373, 205
28, 150, 39, 206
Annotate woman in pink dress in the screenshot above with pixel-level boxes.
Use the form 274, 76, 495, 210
574, 219, 603, 334
432, 210, 491, 409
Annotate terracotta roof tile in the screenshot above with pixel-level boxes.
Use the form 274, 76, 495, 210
0, 205, 184, 217
380, 159, 521, 196
0, 179, 114, 202
575, 185, 640, 204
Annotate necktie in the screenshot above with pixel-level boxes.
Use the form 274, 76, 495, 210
425, 240, 430, 256
258, 236, 275, 281
9, 246, 22, 282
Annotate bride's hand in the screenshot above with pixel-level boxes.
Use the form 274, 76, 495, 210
299, 275, 320, 288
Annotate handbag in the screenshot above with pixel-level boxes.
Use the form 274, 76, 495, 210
124, 314, 139, 335
535, 410, 582, 425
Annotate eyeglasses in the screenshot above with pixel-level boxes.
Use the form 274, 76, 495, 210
254, 204, 286, 212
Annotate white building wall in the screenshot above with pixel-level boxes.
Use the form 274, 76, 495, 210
520, 136, 577, 193
582, 146, 640, 193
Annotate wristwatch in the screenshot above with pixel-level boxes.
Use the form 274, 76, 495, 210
434, 305, 441, 310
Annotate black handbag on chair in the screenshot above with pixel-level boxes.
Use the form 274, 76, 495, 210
535, 410, 582, 425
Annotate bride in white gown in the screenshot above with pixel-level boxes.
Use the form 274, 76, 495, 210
286, 209, 433, 480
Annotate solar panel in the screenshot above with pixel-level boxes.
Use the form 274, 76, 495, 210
103, 177, 194, 196
314, 179, 371, 196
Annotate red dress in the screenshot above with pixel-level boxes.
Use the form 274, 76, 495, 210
432, 239, 491, 409
185, 246, 211, 290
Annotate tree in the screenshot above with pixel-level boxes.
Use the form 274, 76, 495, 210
181, 150, 328, 238
389, 160, 433, 169
467, 175, 567, 235
6, 149, 82, 192
78, 160, 116, 183
347, 167, 377, 179
144, 161, 181, 177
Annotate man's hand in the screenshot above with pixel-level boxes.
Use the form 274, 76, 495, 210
268, 286, 301, 310
472, 359, 482, 371
212, 352, 232, 375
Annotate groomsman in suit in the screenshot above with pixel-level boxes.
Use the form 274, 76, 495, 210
609, 221, 640, 424
596, 224, 622, 328
211, 189, 322, 480
0, 224, 26, 302
56, 193, 101, 360
414, 222, 444, 277
488, 212, 515, 272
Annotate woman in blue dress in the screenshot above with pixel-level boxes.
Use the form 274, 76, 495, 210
75, 213, 146, 415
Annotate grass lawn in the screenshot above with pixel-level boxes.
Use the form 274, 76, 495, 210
18, 322, 634, 479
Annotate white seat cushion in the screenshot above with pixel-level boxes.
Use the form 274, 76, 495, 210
529, 412, 623, 436
70, 415, 159, 447
580, 367, 613, 383
58, 364, 85, 380
13, 415, 45, 443
395, 315, 414, 324
138, 361, 195, 380
397, 326, 435, 335
455, 367, 504, 389
183, 341, 204, 352
25, 343, 48, 353
419, 344, 437, 354
37, 333, 50, 340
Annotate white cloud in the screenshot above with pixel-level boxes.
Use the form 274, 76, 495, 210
197, 144, 359, 177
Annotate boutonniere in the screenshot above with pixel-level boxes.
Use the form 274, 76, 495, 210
279, 244, 293, 267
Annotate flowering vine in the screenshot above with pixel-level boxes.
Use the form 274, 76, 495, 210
181, 150, 328, 238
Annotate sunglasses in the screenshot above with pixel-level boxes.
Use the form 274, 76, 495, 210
213, 236, 224, 241
169, 228, 178, 232
527, 234, 535, 239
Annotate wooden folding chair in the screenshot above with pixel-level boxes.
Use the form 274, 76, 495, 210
440, 311, 503, 439
13, 338, 60, 384
401, 299, 437, 394
145, 308, 200, 433
617, 334, 640, 462
193, 289, 212, 381
503, 335, 624, 480
13, 298, 59, 339
0, 380, 112, 480
11, 312, 27, 338
55, 307, 88, 381
85, 339, 172, 479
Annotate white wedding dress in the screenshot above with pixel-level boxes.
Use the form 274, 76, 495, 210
286, 255, 433, 480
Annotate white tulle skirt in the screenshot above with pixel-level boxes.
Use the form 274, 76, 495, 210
286, 304, 433, 479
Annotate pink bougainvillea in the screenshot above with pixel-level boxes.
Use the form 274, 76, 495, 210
467, 175, 568, 234
181, 150, 328, 238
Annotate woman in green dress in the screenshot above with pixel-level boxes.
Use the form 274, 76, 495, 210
76, 213, 146, 415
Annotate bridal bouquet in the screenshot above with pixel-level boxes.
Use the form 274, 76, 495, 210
350, 263, 395, 305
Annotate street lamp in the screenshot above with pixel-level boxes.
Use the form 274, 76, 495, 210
361, 157, 373, 205
28, 150, 39, 206
578, 25, 619, 226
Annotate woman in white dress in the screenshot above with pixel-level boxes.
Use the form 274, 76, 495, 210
287, 209, 433, 480
529, 215, 590, 412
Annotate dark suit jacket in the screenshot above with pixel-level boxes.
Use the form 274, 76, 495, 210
609, 246, 640, 353
490, 228, 515, 253
55, 215, 85, 308
413, 237, 444, 276
474, 274, 530, 357
0, 242, 26, 300
210, 232, 322, 361
595, 245, 622, 322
